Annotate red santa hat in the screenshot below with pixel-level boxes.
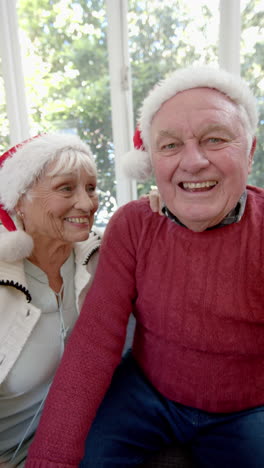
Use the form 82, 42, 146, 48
0, 136, 41, 232
0, 136, 43, 261
122, 65, 258, 181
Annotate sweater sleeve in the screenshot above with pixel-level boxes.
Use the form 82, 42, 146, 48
26, 203, 140, 467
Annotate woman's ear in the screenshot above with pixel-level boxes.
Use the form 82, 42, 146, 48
15, 197, 25, 219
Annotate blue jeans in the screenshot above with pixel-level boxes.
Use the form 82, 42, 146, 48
80, 351, 264, 467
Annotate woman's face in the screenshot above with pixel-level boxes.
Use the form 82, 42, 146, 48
17, 162, 99, 245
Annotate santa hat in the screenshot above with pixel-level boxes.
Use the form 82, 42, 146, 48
0, 133, 94, 261
122, 65, 258, 181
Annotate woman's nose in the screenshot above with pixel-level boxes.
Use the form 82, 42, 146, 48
74, 189, 95, 211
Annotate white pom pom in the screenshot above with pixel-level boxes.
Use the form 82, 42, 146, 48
0, 230, 34, 262
121, 149, 152, 181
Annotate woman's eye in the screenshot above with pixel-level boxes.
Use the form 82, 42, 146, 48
87, 186, 96, 194
60, 186, 73, 192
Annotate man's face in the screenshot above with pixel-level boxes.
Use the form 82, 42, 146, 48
150, 87, 256, 232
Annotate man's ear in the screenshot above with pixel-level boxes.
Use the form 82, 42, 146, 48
248, 136, 257, 174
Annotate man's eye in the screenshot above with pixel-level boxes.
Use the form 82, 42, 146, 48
207, 137, 223, 144
60, 186, 73, 192
162, 142, 176, 150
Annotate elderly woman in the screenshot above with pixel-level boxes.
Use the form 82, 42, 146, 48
0, 133, 101, 467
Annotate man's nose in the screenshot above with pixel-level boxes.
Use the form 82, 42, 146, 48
179, 141, 210, 174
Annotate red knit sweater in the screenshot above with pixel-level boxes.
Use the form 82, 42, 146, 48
26, 186, 264, 467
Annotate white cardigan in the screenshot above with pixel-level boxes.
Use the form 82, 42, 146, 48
0, 225, 102, 386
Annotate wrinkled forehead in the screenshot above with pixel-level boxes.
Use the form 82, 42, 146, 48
150, 87, 244, 135
154, 87, 238, 118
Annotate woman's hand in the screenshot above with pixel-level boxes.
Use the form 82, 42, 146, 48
141, 186, 163, 215
0, 462, 15, 468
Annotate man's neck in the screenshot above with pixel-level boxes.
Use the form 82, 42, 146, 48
162, 191, 247, 231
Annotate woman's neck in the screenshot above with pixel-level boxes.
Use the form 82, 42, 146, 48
27, 235, 73, 277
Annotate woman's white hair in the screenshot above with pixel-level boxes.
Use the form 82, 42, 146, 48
0, 133, 96, 212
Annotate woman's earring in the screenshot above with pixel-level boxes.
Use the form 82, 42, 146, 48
17, 211, 24, 218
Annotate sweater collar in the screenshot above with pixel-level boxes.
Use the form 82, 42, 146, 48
162, 190, 247, 230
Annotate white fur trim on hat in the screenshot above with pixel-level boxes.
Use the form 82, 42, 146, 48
140, 65, 258, 147
0, 230, 34, 262
0, 133, 94, 211
123, 65, 258, 181
121, 149, 152, 181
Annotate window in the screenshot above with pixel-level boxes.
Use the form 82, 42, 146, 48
0, 58, 9, 153
128, 0, 220, 194
241, 0, 264, 187
0, 0, 263, 215
17, 0, 116, 228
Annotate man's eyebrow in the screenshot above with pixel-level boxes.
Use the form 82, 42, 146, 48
156, 129, 180, 139
201, 124, 232, 134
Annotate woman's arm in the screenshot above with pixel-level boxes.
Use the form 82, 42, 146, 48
26, 203, 139, 467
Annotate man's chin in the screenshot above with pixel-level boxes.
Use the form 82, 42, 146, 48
175, 212, 220, 232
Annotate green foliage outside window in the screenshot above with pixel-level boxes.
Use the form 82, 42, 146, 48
241, 0, 264, 188
12, 0, 264, 224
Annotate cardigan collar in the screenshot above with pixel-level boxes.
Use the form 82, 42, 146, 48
0, 227, 102, 302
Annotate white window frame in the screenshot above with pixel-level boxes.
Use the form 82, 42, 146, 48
0, 0, 241, 204
0, 0, 29, 144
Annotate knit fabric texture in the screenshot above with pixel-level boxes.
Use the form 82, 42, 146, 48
26, 186, 264, 467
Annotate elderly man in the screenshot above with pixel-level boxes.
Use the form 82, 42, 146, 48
26, 66, 263, 468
